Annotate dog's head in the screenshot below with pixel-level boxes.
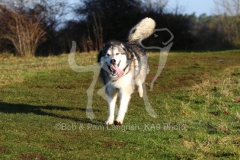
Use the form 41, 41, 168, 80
98, 41, 133, 79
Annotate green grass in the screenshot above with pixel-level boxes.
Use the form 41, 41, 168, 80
0, 51, 240, 159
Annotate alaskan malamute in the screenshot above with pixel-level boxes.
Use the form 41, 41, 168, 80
98, 17, 156, 125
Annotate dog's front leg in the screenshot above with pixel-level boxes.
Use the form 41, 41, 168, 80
105, 85, 118, 125
115, 89, 132, 125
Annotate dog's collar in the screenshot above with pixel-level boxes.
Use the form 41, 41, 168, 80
121, 60, 132, 77
123, 60, 132, 71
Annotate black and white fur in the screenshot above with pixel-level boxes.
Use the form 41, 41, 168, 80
98, 17, 156, 125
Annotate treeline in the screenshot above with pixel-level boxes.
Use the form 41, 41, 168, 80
0, 0, 239, 56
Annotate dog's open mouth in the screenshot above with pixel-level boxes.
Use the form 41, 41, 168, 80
108, 62, 124, 77
110, 65, 124, 77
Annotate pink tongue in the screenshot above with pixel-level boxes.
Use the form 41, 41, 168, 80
110, 65, 124, 77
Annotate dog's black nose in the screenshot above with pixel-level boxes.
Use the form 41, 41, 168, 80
111, 59, 116, 64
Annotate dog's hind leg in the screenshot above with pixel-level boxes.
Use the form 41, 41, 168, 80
135, 56, 148, 98
105, 85, 118, 125
136, 81, 143, 98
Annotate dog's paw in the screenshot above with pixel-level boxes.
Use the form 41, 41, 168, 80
105, 120, 114, 125
114, 120, 122, 126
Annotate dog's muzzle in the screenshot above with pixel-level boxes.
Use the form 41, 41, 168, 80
108, 59, 124, 77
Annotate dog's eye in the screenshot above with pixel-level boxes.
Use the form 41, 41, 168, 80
116, 53, 119, 55
106, 54, 110, 57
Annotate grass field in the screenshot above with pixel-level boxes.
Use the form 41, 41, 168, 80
0, 50, 240, 159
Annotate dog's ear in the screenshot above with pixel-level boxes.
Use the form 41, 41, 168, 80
120, 43, 125, 49
120, 43, 128, 54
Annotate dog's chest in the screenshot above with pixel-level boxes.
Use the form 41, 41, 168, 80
110, 73, 134, 89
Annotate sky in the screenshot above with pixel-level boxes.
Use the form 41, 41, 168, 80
68, 0, 215, 17
168, 0, 215, 16
68, 0, 214, 16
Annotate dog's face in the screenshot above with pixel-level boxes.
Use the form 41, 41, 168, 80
100, 42, 132, 79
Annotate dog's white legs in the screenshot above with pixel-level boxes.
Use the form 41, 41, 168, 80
115, 89, 132, 125
105, 86, 118, 125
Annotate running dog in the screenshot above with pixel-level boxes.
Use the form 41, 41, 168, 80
98, 17, 156, 125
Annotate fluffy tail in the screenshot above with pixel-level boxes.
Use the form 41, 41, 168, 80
127, 17, 156, 43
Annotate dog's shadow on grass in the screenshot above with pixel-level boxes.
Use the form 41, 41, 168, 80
0, 102, 103, 125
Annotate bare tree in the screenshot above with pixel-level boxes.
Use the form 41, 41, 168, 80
143, 0, 169, 14
171, 0, 186, 15
32, 0, 67, 55
80, 15, 103, 52
92, 14, 103, 51
0, 4, 46, 56
214, 0, 240, 45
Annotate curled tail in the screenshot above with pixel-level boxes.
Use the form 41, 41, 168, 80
127, 17, 156, 43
